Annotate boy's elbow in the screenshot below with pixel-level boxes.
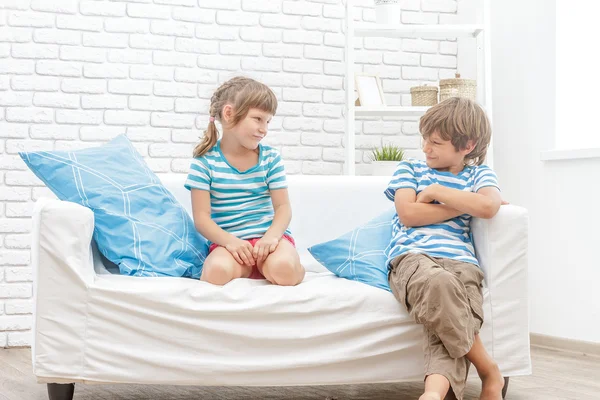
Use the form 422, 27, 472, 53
398, 215, 414, 227
396, 207, 414, 227
480, 200, 501, 219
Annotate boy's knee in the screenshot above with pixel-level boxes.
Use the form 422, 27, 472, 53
427, 271, 462, 297
416, 271, 466, 322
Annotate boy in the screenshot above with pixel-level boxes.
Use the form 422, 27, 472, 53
385, 97, 505, 400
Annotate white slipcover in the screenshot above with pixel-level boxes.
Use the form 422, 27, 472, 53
30, 175, 531, 386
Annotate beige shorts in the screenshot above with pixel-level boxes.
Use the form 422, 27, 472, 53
389, 252, 485, 400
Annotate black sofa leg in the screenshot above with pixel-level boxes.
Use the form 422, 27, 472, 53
502, 377, 510, 399
47, 383, 75, 400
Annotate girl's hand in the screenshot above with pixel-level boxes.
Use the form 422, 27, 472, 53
252, 236, 280, 265
225, 238, 255, 267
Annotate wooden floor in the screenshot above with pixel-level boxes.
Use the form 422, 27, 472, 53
1, 346, 599, 400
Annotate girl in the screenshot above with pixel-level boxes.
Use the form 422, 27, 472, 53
185, 76, 305, 286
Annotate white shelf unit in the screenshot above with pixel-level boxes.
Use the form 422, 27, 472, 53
355, 106, 430, 118
344, 0, 493, 175
354, 23, 484, 39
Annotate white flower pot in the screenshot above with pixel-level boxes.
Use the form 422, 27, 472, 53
374, 0, 401, 25
371, 161, 400, 176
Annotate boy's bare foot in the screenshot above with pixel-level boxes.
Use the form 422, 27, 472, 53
479, 363, 505, 400
419, 393, 442, 400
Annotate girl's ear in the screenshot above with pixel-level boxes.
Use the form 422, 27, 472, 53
222, 104, 233, 124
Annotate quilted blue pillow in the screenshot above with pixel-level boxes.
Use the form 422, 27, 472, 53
308, 209, 395, 292
19, 134, 208, 278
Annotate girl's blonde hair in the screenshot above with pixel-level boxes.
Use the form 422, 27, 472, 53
419, 97, 491, 166
193, 76, 278, 158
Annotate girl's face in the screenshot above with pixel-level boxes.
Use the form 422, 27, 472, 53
223, 106, 272, 151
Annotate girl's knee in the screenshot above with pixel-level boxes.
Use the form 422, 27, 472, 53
201, 261, 236, 285
263, 258, 304, 286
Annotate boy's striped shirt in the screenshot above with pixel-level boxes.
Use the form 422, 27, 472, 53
385, 159, 500, 267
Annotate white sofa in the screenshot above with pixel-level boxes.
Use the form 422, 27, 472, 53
30, 175, 531, 400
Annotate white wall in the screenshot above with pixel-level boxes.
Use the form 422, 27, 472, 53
555, 1, 600, 149
0, 1, 462, 346
491, 0, 600, 343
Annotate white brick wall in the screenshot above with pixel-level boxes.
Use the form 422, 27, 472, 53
0, 0, 461, 346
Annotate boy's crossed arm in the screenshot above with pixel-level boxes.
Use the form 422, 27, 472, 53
417, 184, 502, 219
395, 188, 463, 228
395, 186, 502, 228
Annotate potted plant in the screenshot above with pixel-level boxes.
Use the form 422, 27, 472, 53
369, 144, 404, 176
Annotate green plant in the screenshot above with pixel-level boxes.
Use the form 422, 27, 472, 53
369, 144, 405, 162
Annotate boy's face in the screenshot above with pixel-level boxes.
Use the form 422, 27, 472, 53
421, 131, 474, 172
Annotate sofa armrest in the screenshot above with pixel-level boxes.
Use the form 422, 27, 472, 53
31, 198, 96, 378
472, 205, 531, 374
472, 204, 528, 294
32, 198, 96, 286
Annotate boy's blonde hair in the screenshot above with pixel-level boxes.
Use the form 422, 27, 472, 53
193, 76, 278, 158
419, 97, 491, 166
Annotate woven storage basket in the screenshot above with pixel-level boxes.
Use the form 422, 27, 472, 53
410, 85, 438, 106
439, 73, 476, 102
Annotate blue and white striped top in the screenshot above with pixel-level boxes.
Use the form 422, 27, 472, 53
385, 159, 500, 267
184, 141, 289, 240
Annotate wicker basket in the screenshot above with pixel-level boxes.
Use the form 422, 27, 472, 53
410, 85, 438, 106
439, 73, 476, 102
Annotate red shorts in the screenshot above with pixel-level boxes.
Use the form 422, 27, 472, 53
208, 234, 296, 279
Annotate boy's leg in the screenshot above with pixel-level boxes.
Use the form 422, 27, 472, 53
422, 326, 472, 400
421, 373, 450, 400
442, 259, 504, 400
389, 253, 472, 400
465, 334, 504, 400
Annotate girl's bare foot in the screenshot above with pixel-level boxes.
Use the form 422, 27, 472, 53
479, 363, 505, 400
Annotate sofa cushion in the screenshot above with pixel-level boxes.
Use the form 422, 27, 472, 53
20, 134, 208, 278
308, 209, 395, 292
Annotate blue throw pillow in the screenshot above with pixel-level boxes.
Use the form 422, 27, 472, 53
19, 134, 208, 278
308, 209, 395, 292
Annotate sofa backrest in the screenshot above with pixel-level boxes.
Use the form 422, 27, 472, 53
160, 174, 393, 250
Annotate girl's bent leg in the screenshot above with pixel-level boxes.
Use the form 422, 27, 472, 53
259, 239, 304, 286
201, 247, 251, 285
